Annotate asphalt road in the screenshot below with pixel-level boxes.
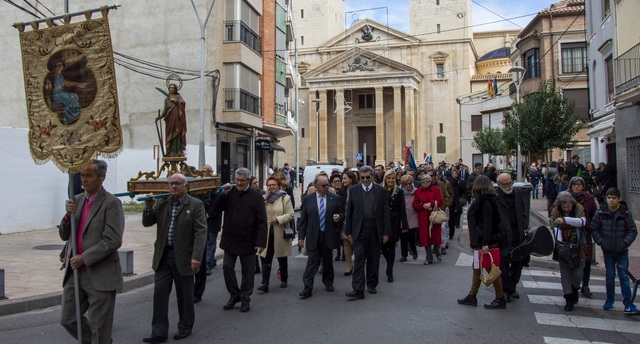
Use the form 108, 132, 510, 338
1, 214, 638, 344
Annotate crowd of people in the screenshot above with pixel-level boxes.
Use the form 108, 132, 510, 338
57, 156, 636, 343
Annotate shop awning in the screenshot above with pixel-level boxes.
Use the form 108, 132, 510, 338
587, 117, 615, 139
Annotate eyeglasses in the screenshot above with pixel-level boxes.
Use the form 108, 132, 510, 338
169, 182, 185, 186
317, 183, 329, 187
360, 175, 371, 180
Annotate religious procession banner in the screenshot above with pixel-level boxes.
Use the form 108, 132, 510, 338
15, 7, 122, 173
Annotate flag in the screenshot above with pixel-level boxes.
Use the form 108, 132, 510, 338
493, 75, 499, 96
488, 80, 494, 97
404, 147, 417, 170
16, 10, 122, 173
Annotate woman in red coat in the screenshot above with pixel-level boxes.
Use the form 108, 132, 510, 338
413, 172, 444, 264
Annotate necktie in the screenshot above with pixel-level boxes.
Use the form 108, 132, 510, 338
319, 196, 325, 232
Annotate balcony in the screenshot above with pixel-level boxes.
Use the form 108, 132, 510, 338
219, 88, 262, 129
224, 20, 261, 54
615, 42, 640, 103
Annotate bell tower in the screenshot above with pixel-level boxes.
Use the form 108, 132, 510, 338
409, 0, 472, 41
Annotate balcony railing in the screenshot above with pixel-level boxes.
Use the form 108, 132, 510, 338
224, 20, 261, 54
616, 42, 640, 94
224, 88, 261, 117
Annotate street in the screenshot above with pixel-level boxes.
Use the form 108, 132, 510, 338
1, 213, 639, 344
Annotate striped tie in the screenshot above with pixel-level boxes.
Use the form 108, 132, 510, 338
319, 196, 325, 232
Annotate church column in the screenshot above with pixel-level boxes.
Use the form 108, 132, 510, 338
405, 86, 415, 147
415, 88, 422, 160
375, 86, 385, 166
308, 89, 317, 162
393, 85, 403, 162
336, 88, 346, 166
318, 89, 329, 164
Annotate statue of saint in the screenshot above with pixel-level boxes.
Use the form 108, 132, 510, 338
158, 82, 186, 157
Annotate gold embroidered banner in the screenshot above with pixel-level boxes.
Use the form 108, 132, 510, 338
16, 11, 122, 173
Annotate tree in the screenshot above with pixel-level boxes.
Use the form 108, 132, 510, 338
503, 78, 585, 158
472, 126, 506, 157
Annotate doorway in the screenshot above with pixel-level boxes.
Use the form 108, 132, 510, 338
358, 126, 376, 166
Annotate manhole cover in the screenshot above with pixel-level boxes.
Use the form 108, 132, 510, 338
33, 244, 65, 251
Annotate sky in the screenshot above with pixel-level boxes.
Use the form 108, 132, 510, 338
344, 0, 560, 33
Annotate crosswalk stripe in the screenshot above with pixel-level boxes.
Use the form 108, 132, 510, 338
528, 295, 608, 309
543, 336, 613, 344
522, 281, 620, 294
522, 269, 605, 281
535, 312, 640, 334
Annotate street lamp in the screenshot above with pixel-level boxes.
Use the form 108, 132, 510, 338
509, 65, 526, 182
312, 98, 322, 163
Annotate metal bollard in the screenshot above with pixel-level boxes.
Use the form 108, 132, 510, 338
0, 268, 5, 299
118, 250, 134, 276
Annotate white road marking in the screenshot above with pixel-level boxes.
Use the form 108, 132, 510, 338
528, 295, 609, 309
535, 312, 640, 334
456, 252, 473, 267
522, 269, 605, 281
522, 281, 619, 294
543, 336, 613, 344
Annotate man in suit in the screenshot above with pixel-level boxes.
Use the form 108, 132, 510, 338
214, 167, 267, 313
298, 174, 344, 298
142, 173, 207, 343
345, 165, 391, 299
59, 159, 124, 344
496, 173, 529, 303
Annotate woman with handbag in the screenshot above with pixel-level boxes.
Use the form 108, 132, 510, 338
257, 175, 295, 292
382, 170, 408, 282
568, 177, 599, 298
457, 175, 506, 309
550, 191, 587, 311
412, 172, 444, 264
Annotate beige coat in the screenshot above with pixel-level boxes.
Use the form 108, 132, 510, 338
260, 194, 295, 258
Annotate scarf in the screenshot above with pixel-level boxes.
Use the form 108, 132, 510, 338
267, 189, 287, 203
402, 185, 416, 195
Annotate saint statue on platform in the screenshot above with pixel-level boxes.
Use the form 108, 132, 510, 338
157, 75, 186, 157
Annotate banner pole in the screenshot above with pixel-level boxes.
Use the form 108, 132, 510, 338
12, 3, 121, 28
68, 173, 83, 344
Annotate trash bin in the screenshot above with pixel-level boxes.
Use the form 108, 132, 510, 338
513, 182, 532, 227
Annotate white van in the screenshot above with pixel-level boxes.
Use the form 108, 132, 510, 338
301, 164, 344, 195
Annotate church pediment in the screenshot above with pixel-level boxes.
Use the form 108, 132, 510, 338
304, 47, 423, 81
321, 18, 420, 50
430, 52, 450, 62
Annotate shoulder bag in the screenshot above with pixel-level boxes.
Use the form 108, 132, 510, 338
552, 226, 580, 267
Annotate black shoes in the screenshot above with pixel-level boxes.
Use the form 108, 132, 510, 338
257, 284, 269, 293
223, 296, 241, 310
367, 287, 377, 294
346, 290, 365, 299
143, 336, 167, 343
299, 288, 312, 299
457, 295, 478, 307
193, 296, 202, 304
173, 331, 191, 340
581, 286, 592, 298
412, 251, 418, 260
280, 282, 287, 288
388, 275, 394, 283
505, 292, 512, 303
441, 247, 447, 255
240, 300, 250, 312
484, 297, 507, 309
399, 257, 407, 262
325, 285, 335, 292
511, 290, 520, 299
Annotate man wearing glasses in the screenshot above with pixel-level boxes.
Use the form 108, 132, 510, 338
345, 166, 391, 299
142, 173, 207, 343
298, 175, 344, 298
215, 167, 267, 312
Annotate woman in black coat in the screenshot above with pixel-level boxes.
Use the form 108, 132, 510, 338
381, 170, 409, 282
447, 169, 465, 238
457, 175, 506, 309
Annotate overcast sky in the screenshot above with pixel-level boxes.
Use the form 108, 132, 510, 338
344, 0, 559, 33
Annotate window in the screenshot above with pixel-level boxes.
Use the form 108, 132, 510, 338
436, 63, 445, 78
471, 115, 482, 132
437, 24, 441, 34
561, 43, 587, 73
301, 9, 304, 19
628, 136, 640, 192
605, 55, 613, 101
301, 128, 305, 138
439, 123, 443, 134
358, 94, 374, 109
603, 0, 610, 19
301, 36, 304, 45
436, 0, 440, 5
522, 48, 540, 80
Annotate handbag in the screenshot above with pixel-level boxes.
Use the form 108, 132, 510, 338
429, 201, 449, 224
283, 226, 295, 240
474, 248, 500, 269
552, 227, 580, 267
479, 252, 502, 287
